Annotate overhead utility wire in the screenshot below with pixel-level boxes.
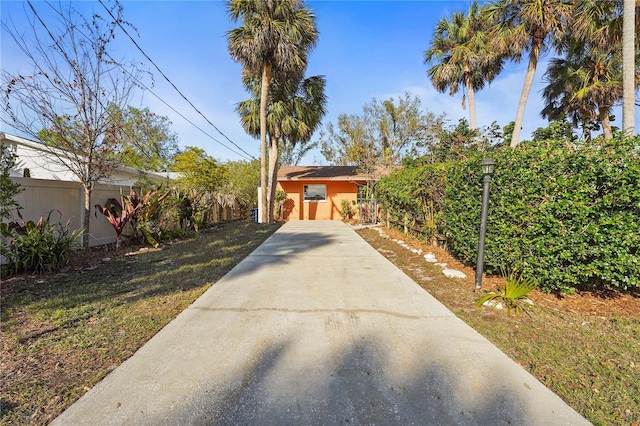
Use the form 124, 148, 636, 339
97, 0, 256, 160
37, 0, 254, 161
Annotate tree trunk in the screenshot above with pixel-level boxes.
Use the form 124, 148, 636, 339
622, 0, 636, 136
600, 107, 613, 140
260, 64, 272, 223
510, 45, 540, 147
267, 136, 280, 224
466, 77, 477, 130
82, 184, 92, 249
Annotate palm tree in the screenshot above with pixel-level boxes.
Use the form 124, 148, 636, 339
425, 2, 503, 130
487, 0, 573, 147
227, 0, 318, 223
542, 45, 622, 140
236, 74, 327, 222
567, 0, 639, 138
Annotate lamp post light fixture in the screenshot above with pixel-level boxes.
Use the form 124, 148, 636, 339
475, 157, 496, 291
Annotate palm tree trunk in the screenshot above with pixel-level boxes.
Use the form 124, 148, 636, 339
267, 136, 280, 224
622, 0, 636, 136
466, 77, 477, 130
600, 107, 613, 140
510, 45, 540, 147
260, 64, 272, 223
581, 120, 591, 143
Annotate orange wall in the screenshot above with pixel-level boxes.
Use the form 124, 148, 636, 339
277, 180, 359, 220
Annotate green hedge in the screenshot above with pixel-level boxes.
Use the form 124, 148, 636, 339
377, 136, 640, 293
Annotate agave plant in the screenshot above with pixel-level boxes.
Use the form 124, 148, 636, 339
475, 267, 537, 316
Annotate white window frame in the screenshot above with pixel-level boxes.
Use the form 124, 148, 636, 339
303, 184, 326, 202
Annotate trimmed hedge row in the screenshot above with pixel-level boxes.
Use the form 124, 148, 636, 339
377, 136, 640, 292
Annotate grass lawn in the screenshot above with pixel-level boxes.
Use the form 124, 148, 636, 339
0, 221, 279, 425
357, 225, 640, 426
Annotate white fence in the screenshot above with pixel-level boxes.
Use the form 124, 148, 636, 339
7, 177, 131, 247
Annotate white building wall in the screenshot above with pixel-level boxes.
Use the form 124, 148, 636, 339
9, 177, 132, 247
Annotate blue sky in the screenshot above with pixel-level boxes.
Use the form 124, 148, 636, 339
2, 1, 637, 164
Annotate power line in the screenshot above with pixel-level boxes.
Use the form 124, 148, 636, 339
97, 0, 256, 160
35, 0, 255, 161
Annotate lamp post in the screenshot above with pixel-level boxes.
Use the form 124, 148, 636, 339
475, 157, 496, 291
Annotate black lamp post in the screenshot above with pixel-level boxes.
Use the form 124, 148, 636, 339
475, 157, 496, 291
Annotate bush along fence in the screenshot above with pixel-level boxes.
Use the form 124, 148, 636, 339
376, 135, 640, 293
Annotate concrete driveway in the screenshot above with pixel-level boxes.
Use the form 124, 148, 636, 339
52, 221, 590, 425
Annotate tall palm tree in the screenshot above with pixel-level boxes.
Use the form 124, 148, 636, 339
227, 0, 318, 223
487, 0, 573, 147
236, 74, 327, 222
542, 44, 622, 140
425, 2, 503, 130
568, 0, 639, 137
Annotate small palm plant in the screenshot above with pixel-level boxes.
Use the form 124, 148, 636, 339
475, 267, 537, 316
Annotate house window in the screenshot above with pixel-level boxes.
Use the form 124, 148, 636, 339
304, 184, 326, 202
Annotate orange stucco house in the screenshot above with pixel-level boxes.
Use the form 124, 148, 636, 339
277, 166, 369, 220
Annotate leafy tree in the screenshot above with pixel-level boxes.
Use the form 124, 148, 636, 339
109, 106, 179, 172
0, 143, 23, 222
279, 138, 319, 166
227, 0, 318, 223
419, 118, 502, 164
220, 159, 260, 208
530, 119, 577, 143
487, 0, 573, 147
171, 146, 228, 194
424, 2, 504, 130
320, 114, 373, 168
321, 93, 442, 169
170, 147, 229, 231
364, 92, 437, 165
1, 1, 145, 248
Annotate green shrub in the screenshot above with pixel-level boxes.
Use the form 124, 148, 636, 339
1, 210, 82, 275
378, 135, 640, 293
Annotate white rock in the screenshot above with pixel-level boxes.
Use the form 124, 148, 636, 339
435, 263, 448, 268
483, 299, 504, 309
424, 253, 438, 262
442, 269, 466, 279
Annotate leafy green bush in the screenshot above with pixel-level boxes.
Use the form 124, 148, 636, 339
378, 135, 640, 293
1, 210, 82, 275
376, 162, 446, 243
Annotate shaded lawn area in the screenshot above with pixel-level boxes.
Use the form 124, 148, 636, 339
357, 226, 640, 426
0, 221, 279, 425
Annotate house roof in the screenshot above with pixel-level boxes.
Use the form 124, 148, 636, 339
277, 166, 368, 182
1, 132, 172, 183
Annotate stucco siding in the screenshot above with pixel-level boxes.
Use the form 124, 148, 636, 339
278, 180, 359, 221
